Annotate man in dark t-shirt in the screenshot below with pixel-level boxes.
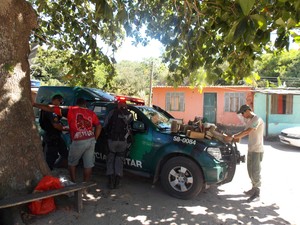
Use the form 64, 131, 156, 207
39, 94, 68, 170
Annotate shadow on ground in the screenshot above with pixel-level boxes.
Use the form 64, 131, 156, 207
22, 167, 291, 225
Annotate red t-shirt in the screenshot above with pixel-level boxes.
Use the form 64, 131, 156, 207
54, 106, 100, 141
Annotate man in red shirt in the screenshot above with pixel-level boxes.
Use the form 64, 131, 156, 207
33, 98, 101, 183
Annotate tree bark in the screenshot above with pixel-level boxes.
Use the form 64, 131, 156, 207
0, 0, 50, 199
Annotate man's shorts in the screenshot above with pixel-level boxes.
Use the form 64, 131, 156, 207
68, 138, 96, 168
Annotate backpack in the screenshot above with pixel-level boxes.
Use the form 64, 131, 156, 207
106, 109, 132, 142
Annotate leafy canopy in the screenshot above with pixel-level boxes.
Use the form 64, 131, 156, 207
30, 48, 70, 85
30, 0, 300, 86
254, 49, 300, 87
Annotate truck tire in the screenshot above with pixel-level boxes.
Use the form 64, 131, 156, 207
160, 156, 204, 199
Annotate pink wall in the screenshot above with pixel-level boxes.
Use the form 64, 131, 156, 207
152, 86, 253, 126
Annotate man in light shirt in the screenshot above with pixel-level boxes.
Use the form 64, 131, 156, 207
224, 104, 264, 202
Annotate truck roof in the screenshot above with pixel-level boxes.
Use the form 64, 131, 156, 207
36, 86, 115, 106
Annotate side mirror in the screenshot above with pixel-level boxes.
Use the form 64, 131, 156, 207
132, 120, 145, 131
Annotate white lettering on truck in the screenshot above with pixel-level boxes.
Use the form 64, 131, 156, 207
173, 136, 196, 145
95, 152, 142, 168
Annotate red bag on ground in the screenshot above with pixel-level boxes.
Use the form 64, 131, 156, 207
28, 175, 63, 215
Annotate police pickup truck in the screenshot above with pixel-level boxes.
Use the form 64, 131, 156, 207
93, 101, 244, 199
35, 86, 244, 199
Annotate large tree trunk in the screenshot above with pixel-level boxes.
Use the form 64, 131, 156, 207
0, 0, 50, 201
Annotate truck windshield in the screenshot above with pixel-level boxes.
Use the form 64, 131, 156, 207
137, 106, 171, 129
86, 88, 116, 102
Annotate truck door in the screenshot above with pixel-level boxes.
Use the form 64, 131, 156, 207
126, 108, 153, 172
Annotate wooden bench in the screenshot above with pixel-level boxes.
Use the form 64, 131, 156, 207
0, 182, 96, 213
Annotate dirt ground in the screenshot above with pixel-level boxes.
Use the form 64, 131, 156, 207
20, 139, 300, 225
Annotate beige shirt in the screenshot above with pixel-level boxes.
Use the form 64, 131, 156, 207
245, 114, 264, 153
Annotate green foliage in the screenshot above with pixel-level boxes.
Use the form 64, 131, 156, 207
30, 0, 127, 85
112, 58, 168, 98
239, 0, 255, 16
30, 48, 70, 84
93, 63, 110, 89
136, 0, 300, 84
277, 76, 282, 87
254, 49, 300, 87
243, 72, 260, 87
28, 0, 300, 86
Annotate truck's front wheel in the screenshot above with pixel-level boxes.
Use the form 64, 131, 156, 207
160, 156, 204, 199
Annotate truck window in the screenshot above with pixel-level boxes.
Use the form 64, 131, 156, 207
93, 106, 108, 125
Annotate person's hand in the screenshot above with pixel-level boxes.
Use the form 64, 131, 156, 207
223, 134, 233, 143
63, 126, 69, 131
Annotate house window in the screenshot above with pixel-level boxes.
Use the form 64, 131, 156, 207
166, 92, 185, 111
224, 92, 246, 112
271, 94, 293, 114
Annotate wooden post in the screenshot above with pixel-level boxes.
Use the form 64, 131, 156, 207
75, 190, 83, 213
148, 61, 154, 106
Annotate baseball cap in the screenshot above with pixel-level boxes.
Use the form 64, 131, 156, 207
237, 105, 251, 114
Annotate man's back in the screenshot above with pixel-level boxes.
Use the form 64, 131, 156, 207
105, 107, 132, 141
56, 105, 100, 141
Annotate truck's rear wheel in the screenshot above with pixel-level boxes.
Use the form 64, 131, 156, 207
160, 156, 204, 199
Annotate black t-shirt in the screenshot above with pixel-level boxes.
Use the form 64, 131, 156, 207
39, 110, 62, 136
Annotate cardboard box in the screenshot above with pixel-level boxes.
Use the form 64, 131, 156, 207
171, 121, 179, 133
188, 131, 205, 139
184, 125, 194, 134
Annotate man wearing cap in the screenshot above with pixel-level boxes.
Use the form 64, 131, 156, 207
104, 99, 133, 189
224, 104, 264, 202
39, 94, 68, 170
34, 98, 102, 183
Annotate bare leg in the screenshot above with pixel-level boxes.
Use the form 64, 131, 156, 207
83, 167, 92, 182
69, 165, 76, 182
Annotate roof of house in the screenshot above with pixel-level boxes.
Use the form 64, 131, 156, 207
253, 88, 300, 95
153, 85, 252, 88
153, 85, 300, 95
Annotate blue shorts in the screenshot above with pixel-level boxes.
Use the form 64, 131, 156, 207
68, 138, 96, 168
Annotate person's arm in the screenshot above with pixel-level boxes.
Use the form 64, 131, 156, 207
34, 102, 67, 118
33, 102, 55, 113
232, 127, 254, 139
224, 127, 254, 142
52, 123, 64, 131
94, 124, 102, 140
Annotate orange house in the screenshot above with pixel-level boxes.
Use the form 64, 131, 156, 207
152, 86, 254, 127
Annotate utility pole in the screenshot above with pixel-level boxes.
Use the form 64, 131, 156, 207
148, 61, 154, 106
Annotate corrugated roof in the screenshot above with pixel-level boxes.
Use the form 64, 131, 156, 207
153, 85, 252, 88
253, 88, 300, 95
153, 86, 300, 95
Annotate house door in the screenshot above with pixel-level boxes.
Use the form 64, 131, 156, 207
203, 93, 217, 124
